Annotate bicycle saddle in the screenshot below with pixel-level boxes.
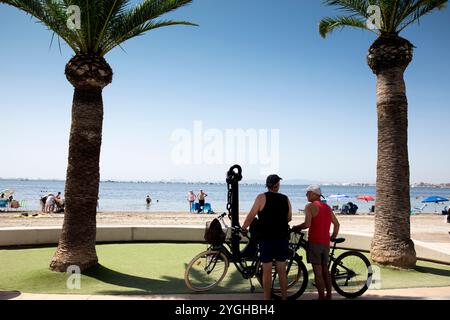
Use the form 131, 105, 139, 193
331, 238, 345, 244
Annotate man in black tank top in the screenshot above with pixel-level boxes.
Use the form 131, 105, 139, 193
242, 175, 292, 300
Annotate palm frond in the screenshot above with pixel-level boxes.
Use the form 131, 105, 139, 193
320, 0, 385, 37
323, 0, 372, 17
320, 0, 448, 36
91, 0, 131, 53
1, 0, 196, 55
381, 0, 401, 32
103, 0, 196, 54
396, 0, 447, 32
1, 0, 80, 51
102, 19, 196, 55
319, 16, 374, 38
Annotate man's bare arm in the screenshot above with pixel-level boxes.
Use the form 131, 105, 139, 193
330, 212, 340, 239
287, 198, 293, 223
242, 194, 264, 230
295, 203, 313, 231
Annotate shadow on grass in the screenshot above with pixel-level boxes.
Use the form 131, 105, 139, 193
88, 263, 256, 296
223, 268, 250, 288
343, 294, 426, 301
185, 262, 253, 293
0, 291, 21, 300
414, 265, 450, 277
224, 265, 317, 293
83, 264, 188, 295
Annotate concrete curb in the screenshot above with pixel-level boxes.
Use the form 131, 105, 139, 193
3, 286, 450, 300
0, 226, 449, 264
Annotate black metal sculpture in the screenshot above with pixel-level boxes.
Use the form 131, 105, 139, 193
226, 164, 243, 256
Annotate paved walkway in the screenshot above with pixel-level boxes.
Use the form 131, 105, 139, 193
2, 287, 450, 300
414, 239, 450, 256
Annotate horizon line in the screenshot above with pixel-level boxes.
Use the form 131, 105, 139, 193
1, 177, 450, 187
0, 177, 372, 185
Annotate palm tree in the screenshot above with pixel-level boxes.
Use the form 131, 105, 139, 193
1, 0, 196, 272
319, 0, 447, 268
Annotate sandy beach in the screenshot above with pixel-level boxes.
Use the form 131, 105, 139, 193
0, 211, 449, 243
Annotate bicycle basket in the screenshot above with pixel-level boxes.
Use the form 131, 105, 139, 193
204, 218, 226, 246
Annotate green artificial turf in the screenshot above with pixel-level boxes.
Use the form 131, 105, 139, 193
0, 244, 449, 295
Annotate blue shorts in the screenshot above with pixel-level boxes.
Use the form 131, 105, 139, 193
259, 239, 289, 263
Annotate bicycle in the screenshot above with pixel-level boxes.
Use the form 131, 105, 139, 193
184, 212, 309, 294
270, 229, 373, 300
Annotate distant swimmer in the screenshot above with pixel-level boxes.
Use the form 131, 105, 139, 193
146, 195, 152, 205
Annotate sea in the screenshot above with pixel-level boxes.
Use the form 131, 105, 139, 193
1, 179, 449, 214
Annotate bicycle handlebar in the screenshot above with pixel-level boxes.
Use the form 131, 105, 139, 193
217, 212, 250, 239
217, 213, 241, 229
288, 227, 305, 236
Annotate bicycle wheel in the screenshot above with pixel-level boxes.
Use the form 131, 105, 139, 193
257, 253, 309, 300
185, 250, 229, 292
331, 251, 372, 298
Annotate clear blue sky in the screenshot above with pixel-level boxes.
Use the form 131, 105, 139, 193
0, 0, 449, 183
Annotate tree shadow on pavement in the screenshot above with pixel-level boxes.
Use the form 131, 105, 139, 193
83, 264, 188, 295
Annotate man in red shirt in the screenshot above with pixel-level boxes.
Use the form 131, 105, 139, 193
293, 185, 340, 300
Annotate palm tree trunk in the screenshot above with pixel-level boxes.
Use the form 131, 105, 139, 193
370, 66, 416, 268
50, 86, 103, 272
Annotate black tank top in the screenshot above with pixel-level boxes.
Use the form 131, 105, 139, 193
258, 192, 289, 240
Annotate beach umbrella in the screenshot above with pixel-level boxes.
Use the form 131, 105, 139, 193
328, 194, 350, 200
421, 196, 449, 203
357, 195, 375, 213
0, 189, 15, 198
357, 195, 375, 202
422, 196, 449, 213
327, 194, 350, 208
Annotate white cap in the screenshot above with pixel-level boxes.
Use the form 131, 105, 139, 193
306, 185, 322, 196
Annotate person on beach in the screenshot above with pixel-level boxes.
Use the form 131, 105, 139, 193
54, 192, 64, 211
0, 193, 4, 199
40, 195, 47, 212
242, 174, 292, 300
187, 191, 196, 213
7, 195, 13, 207
197, 190, 208, 213
146, 195, 152, 205
292, 185, 340, 300
45, 194, 56, 213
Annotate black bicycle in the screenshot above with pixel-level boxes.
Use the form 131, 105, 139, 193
184, 213, 309, 294
270, 230, 373, 300
185, 164, 371, 299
